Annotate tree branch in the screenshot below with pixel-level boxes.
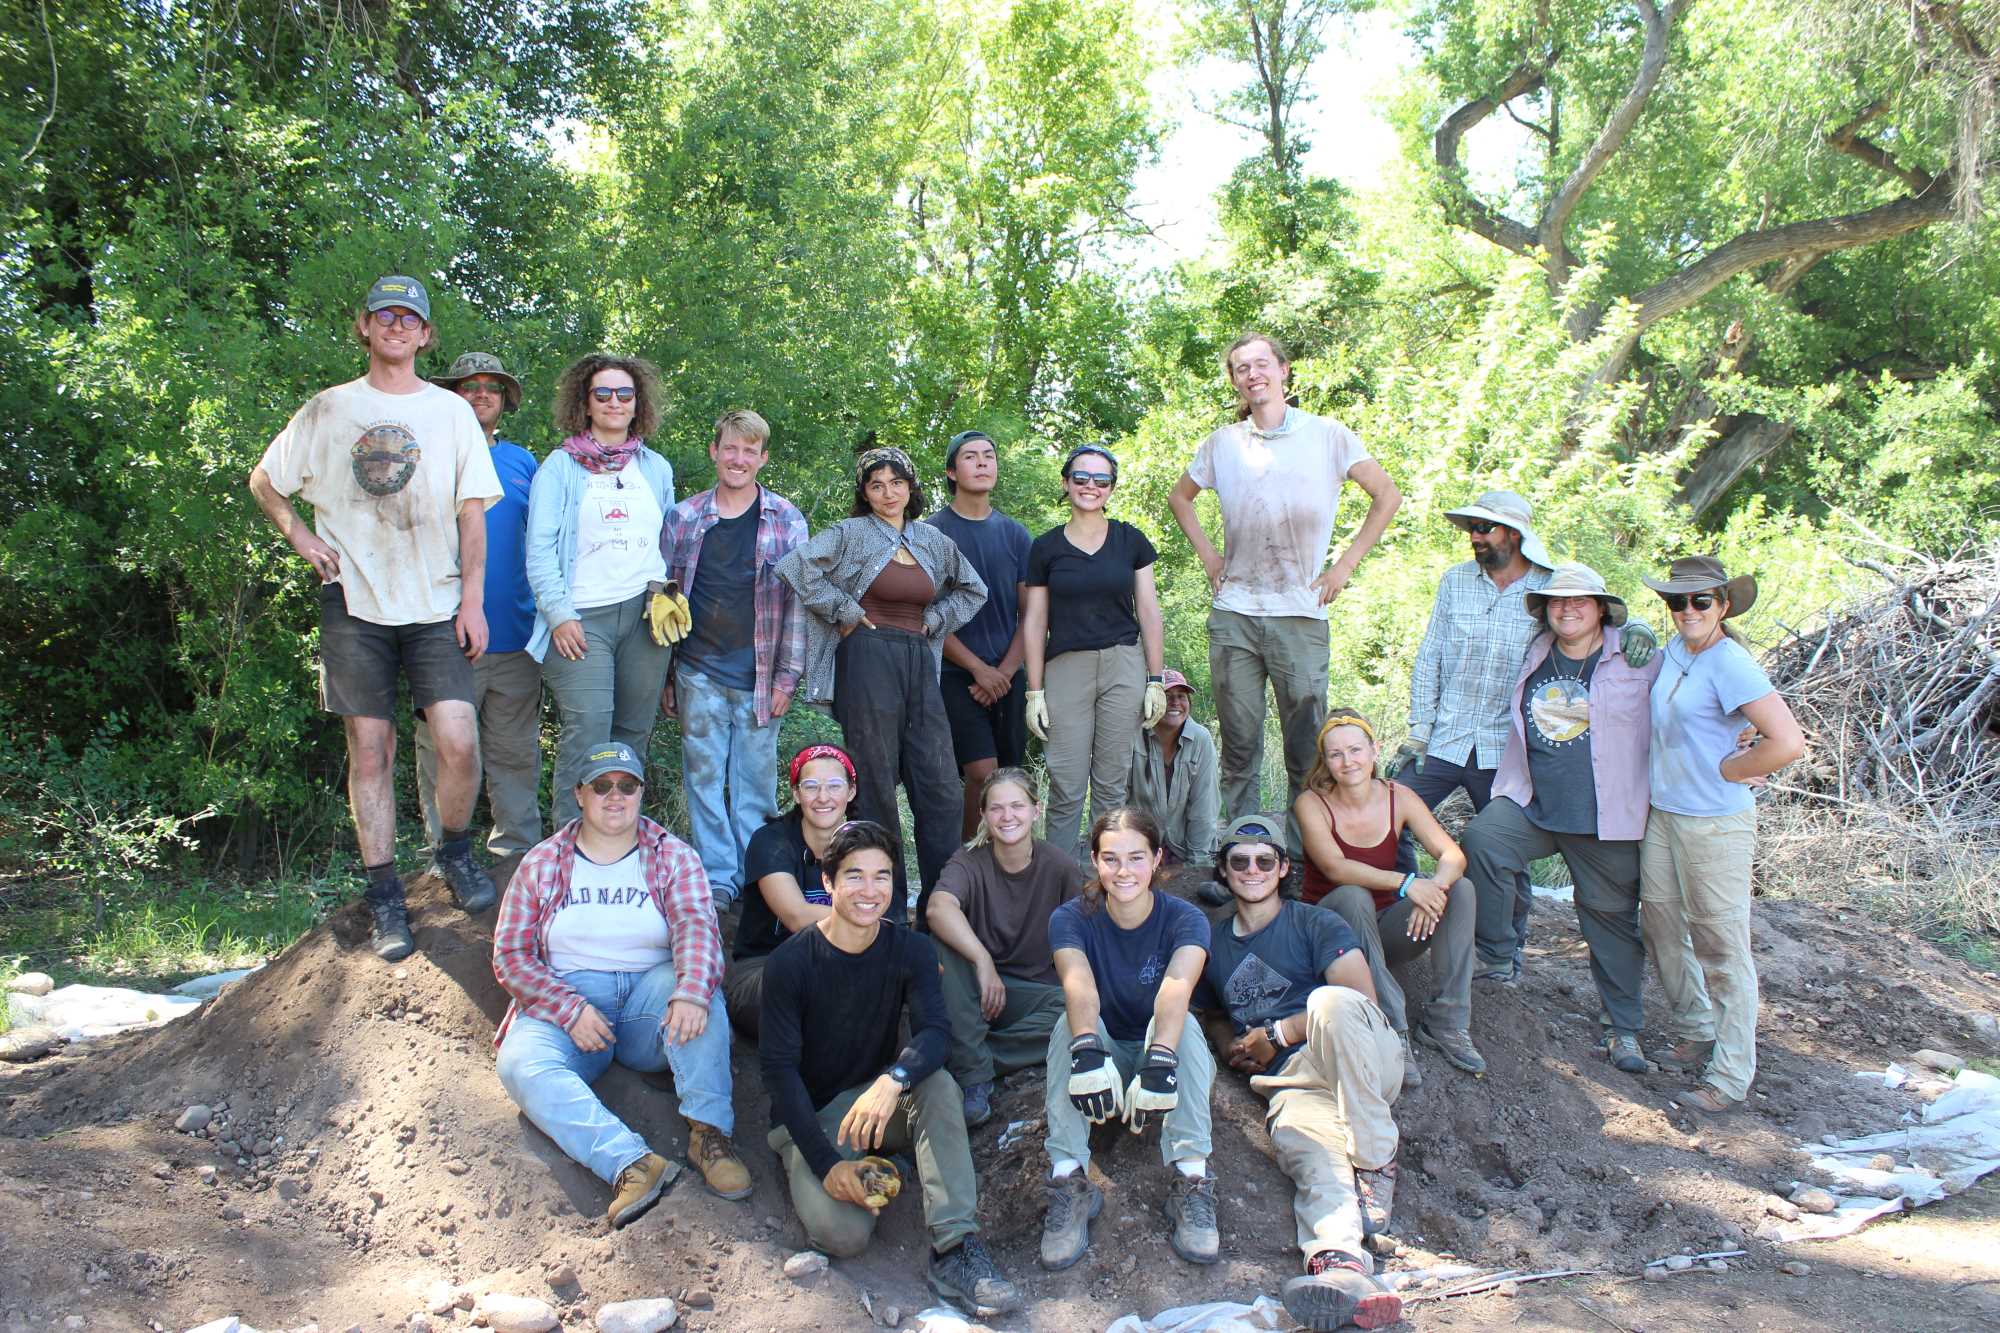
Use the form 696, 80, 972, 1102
1433, 60, 1552, 255
1676, 415, 1794, 517
1827, 99, 1938, 194
1540, 0, 1678, 292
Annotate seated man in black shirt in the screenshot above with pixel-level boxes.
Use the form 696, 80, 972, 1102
759, 820, 1020, 1315
1197, 815, 1404, 1331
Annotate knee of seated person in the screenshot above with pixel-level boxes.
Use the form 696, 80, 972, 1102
1326, 884, 1374, 914
808, 1209, 876, 1258
1306, 983, 1364, 1025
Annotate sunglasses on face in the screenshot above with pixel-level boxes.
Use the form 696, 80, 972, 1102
370, 310, 425, 330
588, 777, 642, 796
1663, 593, 1719, 613
1227, 851, 1280, 872
1465, 521, 1502, 535
459, 380, 505, 396
797, 778, 850, 796
590, 385, 638, 403
1068, 470, 1114, 488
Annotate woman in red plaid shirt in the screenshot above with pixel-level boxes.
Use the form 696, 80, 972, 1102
492, 741, 749, 1225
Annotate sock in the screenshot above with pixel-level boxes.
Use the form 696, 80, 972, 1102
438, 827, 472, 860
363, 860, 402, 903
1049, 1159, 1081, 1180
1174, 1157, 1207, 1179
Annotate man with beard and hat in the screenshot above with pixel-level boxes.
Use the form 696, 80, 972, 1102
1395, 491, 1656, 984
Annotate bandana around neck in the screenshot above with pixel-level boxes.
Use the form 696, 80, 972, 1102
561, 431, 640, 475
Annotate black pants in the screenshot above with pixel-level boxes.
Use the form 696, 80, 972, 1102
1398, 753, 1531, 961
832, 627, 962, 926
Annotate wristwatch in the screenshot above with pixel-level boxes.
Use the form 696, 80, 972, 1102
1265, 1020, 1285, 1048
887, 1063, 913, 1090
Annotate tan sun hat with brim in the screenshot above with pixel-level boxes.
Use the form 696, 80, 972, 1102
1524, 562, 1627, 627
1641, 555, 1757, 618
1443, 489, 1554, 570
433, 351, 524, 412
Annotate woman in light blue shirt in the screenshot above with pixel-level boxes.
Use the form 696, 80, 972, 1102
1638, 557, 1803, 1114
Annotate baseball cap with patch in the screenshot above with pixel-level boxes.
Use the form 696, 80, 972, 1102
1219, 813, 1292, 858
1161, 668, 1193, 695
365, 274, 432, 321
575, 741, 645, 786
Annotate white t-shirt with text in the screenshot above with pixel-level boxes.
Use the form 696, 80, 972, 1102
570, 469, 667, 610
547, 847, 674, 975
1185, 408, 1373, 621
258, 378, 502, 626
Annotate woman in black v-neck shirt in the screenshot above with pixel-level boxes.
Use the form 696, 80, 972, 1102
1020, 444, 1166, 861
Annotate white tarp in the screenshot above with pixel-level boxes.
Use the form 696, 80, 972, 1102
8, 983, 203, 1041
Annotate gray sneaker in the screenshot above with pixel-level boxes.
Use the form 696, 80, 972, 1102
1398, 1032, 1423, 1090
961, 1079, 994, 1128
1039, 1173, 1101, 1270
1354, 1160, 1397, 1237
1602, 1032, 1649, 1074
1417, 1022, 1487, 1075
365, 886, 415, 962
1195, 879, 1232, 908
928, 1235, 1020, 1314
1164, 1170, 1220, 1264
432, 846, 496, 913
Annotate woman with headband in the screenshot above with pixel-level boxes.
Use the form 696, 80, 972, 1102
777, 447, 988, 925
725, 743, 859, 1039
1293, 708, 1482, 1088
1020, 443, 1168, 862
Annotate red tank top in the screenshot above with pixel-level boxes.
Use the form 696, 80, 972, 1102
1301, 783, 1399, 910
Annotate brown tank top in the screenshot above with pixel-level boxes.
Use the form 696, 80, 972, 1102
859, 556, 934, 635
1301, 782, 1399, 910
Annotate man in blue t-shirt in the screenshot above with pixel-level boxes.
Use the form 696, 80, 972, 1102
417, 352, 544, 866
925, 430, 1034, 838
1196, 814, 1405, 1332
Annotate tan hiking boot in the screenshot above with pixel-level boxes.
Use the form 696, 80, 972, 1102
607, 1152, 671, 1227
687, 1121, 753, 1200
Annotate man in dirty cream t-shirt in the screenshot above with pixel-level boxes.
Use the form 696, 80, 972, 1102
248, 275, 503, 962
1168, 333, 1401, 837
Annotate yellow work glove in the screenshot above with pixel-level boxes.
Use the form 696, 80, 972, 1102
1141, 678, 1167, 729
646, 579, 692, 647
1025, 689, 1050, 741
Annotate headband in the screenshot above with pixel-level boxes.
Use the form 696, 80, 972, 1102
789, 743, 857, 786
856, 446, 916, 484
1317, 713, 1377, 747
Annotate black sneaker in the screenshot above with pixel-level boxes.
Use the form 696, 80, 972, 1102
433, 846, 496, 913
928, 1235, 1020, 1315
366, 890, 415, 962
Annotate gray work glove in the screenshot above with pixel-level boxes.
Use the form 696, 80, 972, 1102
1621, 621, 1657, 668
1385, 742, 1426, 779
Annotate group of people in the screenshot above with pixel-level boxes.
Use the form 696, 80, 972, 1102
248, 276, 1804, 1330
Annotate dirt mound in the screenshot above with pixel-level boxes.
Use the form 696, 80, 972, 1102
3, 868, 2000, 1330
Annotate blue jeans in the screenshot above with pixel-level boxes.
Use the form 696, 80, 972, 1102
495, 962, 734, 1184
676, 665, 779, 906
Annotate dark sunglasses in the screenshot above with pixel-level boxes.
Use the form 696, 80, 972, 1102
590, 385, 638, 403
370, 310, 425, 330
1662, 592, 1720, 613
1465, 520, 1503, 535
1226, 851, 1280, 872
1067, 470, 1114, 487
458, 379, 506, 396
587, 777, 642, 796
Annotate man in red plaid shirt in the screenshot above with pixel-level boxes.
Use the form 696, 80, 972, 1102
493, 741, 747, 1224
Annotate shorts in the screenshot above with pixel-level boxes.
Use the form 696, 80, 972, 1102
318, 582, 475, 720
938, 663, 1029, 771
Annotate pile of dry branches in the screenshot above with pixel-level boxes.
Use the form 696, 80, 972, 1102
1757, 540, 2000, 935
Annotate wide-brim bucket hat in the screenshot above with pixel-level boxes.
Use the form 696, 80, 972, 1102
1443, 489, 1554, 570
1524, 562, 1627, 627
433, 351, 524, 412
1641, 556, 1757, 618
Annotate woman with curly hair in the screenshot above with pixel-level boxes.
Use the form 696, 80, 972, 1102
526, 354, 677, 827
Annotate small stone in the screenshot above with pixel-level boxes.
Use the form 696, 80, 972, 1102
426, 1281, 459, 1315
593, 1298, 678, 1333
783, 1251, 830, 1280
875, 1307, 899, 1329
1497, 1280, 1520, 1297
1912, 1048, 1964, 1073
1790, 1186, 1838, 1215
63, 1319, 85, 1331
1765, 1197, 1801, 1221
253, 1138, 275, 1156
1780, 1260, 1811, 1276
152, 1161, 173, 1179
473, 1294, 558, 1333
1706, 1259, 1729, 1272
176, 1105, 214, 1134
1971, 1013, 1999, 1043
199, 1165, 218, 1185
408, 1317, 433, 1333
1868, 1154, 1895, 1172
544, 1262, 577, 1288
1663, 1254, 1694, 1271
1642, 1266, 1668, 1283
278, 1180, 303, 1201
761, 1215, 783, 1231
5, 971, 53, 996
444, 1159, 471, 1176
221, 1205, 244, 1221
682, 1291, 712, 1310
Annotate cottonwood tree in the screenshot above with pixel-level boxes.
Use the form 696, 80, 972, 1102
1420, 0, 1996, 515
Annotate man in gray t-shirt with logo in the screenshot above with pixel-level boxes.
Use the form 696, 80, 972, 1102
1169, 333, 1401, 835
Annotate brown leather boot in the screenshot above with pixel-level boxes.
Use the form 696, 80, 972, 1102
687, 1121, 752, 1200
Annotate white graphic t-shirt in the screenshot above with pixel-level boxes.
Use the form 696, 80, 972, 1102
547, 847, 673, 975
258, 378, 501, 626
570, 469, 666, 610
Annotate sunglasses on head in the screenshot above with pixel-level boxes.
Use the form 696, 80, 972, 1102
1226, 850, 1281, 872
587, 777, 642, 796
590, 385, 638, 403
1662, 592, 1720, 613
370, 310, 425, 330
1465, 520, 1503, 535
1068, 470, 1114, 487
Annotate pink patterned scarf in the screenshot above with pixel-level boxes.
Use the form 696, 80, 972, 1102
560, 431, 640, 474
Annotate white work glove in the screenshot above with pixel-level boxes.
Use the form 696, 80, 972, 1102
1141, 678, 1167, 728
1066, 1033, 1125, 1123
1026, 689, 1050, 741
1123, 1043, 1180, 1133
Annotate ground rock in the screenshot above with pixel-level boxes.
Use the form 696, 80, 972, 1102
0, 1026, 61, 1062
426, 1282, 460, 1316
408, 1317, 433, 1333
473, 1295, 557, 1333
593, 1299, 678, 1333
177, 1105, 214, 1134
1642, 1267, 1668, 1283
1781, 1261, 1811, 1276
1868, 1153, 1895, 1172
1972, 1013, 2000, 1043
784, 1251, 830, 1280
1765, 1197, 1801, 1221
1790, 1186, 1839, 1215
1663, 1255, 1694, 1271
1912, 1048, 1965, 1073
4, 972, 53, 996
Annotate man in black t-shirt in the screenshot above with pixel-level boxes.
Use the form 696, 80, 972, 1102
1196, 815, 1405, 1332
926, 430, 1035, 838
759, 821, 1019, 1315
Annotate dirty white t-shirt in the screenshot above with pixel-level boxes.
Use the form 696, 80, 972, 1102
258, 378, 501, 626
569, 468, 667, 610
1185, 408, 1373, 621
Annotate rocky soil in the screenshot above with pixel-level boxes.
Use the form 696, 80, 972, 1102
3, 863, 1999, 1331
